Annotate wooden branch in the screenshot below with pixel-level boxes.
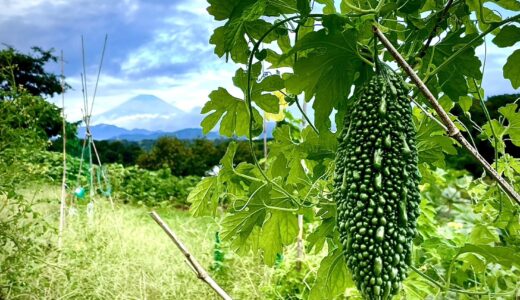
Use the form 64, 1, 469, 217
149, 211, 233, 300
373, 25, 520, 207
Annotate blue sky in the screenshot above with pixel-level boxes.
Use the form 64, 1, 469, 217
0, 0, 239, 125
0, 0, 518, 129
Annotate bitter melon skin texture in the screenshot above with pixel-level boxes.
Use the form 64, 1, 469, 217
333, 73, 420, 300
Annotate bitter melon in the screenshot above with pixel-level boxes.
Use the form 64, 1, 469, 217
333, 71, 420, 299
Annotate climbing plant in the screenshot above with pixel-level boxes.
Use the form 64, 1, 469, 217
189, 0, 520, 298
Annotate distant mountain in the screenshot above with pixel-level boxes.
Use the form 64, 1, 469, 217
78, 124, 223, 141
91, 94, 203, 131
77, 124, 154, 140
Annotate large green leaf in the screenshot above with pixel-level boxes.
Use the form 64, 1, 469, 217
422, 29, 482, 100
413, 107, 457, 167
207, 0, 295, 63
458, 244, 520, 268
200, 87, 263, 137
221, 183, 269, 251
498, 103, 520, 146
308, 247, 353, 300
188, 176, 219, 216
259, 209, 298, 265
201, 64, 284, 137
492, 25, 520, 47
504, 49, 520, 89
284, 29, 364, 130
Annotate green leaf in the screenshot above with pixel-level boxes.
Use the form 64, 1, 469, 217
468, 224, 500, 245
481, 119, 506, 153
208, 0, 291, 63
493, 25, 520, 47
306, 212, 336, 253
188, 177, 219, 216
504, 49, 520, 89
284, 29, 363, 130
498, 103, 520, 146
201, 87, 263, 137
297, 0, 311, 15
221, 183, 268, 251
308, 247, 352, 300
315, 0, 336, 14
413, 107, 457, 167
494, 0, 520, 11
458, 96, 473, 113
458, 244, 520, 268
201, 64, 284, 137
259, 209, 298, 265
422, 29, 482, 99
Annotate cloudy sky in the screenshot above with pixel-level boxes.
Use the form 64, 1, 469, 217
0, 0, 240, 126
0, 0, 517, 129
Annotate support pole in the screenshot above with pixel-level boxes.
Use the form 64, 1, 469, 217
372, 25, 520, 206
149, 211, 233, 300
58, 50, 67, 249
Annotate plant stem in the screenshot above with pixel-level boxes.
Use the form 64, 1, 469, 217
246, 14, 324, 207
411, 265, 511, 296
373, 24, 520, 206
295, 99, 318, 134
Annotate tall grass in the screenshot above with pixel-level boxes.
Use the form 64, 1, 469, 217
6, 185, 324, 299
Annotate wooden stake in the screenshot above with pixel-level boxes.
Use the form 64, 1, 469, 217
58, 50, 67, 249
149, 211, 233, 300
373, 25, 520, 206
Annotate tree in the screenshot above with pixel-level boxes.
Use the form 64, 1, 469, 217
137, 137, 192, 176
0, 46, 67, 99
0, 89, 64, 138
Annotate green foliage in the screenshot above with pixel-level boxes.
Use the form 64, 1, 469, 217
191, 0, 520, 299
0, 46, 68, 98
23, 150, 200, 207
0, 89, 65, 139
137, 137, 264, 176
504, 50, 520, 89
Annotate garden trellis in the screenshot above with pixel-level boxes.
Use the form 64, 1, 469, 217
74, 34, 114, 210
58, 35, 113, 235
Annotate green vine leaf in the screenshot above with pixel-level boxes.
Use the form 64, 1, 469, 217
201, 64, 284, 137
221, 183, 269, 252
503, 49, 520, 89
492, 25, 520, 47
208, 0, 294, 63
188, 176, 219, 216
498, 103, 520, 146
308, 247, 353, 300
458, 244, 520, 268
422, 29, 482, 100
201, 87, 263, 137
284, 29, 364, 130
413, 108, 457, 167
259, 209, 299, 265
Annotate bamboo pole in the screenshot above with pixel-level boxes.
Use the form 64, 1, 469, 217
58, 50, 67, 249
372, 25, 520, 206
149, 211, 233, 300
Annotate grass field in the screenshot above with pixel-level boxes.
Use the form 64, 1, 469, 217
4, 185, 320, 300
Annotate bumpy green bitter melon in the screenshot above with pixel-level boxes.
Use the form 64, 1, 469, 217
333, 72, 420, 299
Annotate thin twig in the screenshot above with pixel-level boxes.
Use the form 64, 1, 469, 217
414, 0, 455, 64
373, 25, 520, 206
149, 211, 233, 300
